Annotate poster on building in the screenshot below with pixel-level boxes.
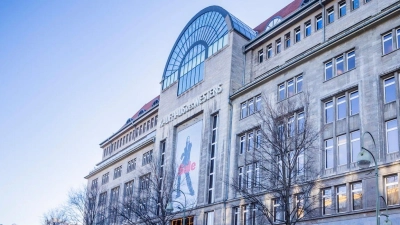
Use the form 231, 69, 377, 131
173, 120, 202, 210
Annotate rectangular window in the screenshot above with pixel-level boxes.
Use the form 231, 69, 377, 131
383, 33, 393, 55
248, 132, 254, 151
205, 211, 214, 225
325, 61, 333, 80
127, 158, 136, 173
352, 182, 363, 210
278, 83, 286, 101
325, 101, 334, 123
233, 207, 239, 225
336, 56, 344, 76
113, 166, 122, 179
254, 163, 260, 187
288, 116, 295, 137
347, 51, 355, 70
384, 77, 396, 103
241, 102, 248, 119
248, 99, 254, 115
349, 91, 359, 115
297, 112, 304, 134
397, 29, 400, 49
102, 172, 109, 185
255, 95, 261, 111
240, 135, 245, 154
242, 205, 249, 225
142, 150, 153, 166
238, 167, 243, 189
91, 179, 98, 190
325, 139, 333, 169
139, 174, 150, 191
339, 1, 347, 17
297, 153, 304, 176
322, 188, 332, 215
208, 114, 217, 204
316, 14, 323, 31
296, 75, 303, 93
327, 7, 334, 24
305, 21, 311, 37
350, 130, 361, 162
295, 27, 301, 43
276, 39, 281, 54
287, 79, 294, 97
285, 33, 291, 48
258, 49, 263, 63
246, 165, 252, 188
337, 96, 346, 120
267, 44, 272, 59
336, 185, 347, 213
124, 180, 134, 199
337, 135, 347, 166
256, 130, 261, 149
386, 119, 399, 153
386, 175, 399, 205
351, 0, 359, 10
273, 199, 284, 222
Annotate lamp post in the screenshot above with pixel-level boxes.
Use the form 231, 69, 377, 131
166, 189, 187, 225
357, 131, 392, 225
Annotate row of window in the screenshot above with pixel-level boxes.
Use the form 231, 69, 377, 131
324, 50, 355, 81
322, 174, 399, 215
324, 89, 359, 123
278, 75, 303, 101
324, 130, 360, 169
382, 27, 400, 55
103, 115, 158, 158
240, 95, 261, 119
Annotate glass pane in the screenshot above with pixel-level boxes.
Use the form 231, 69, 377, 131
384, 77, 396, 103
325, 62, 333, 80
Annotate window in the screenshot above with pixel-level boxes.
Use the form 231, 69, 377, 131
322, 188, 333, 215
102, 172, 109, 185
246, 165, 252, 188
297, 153, 304, 176
109, 187, 120, 224
316, 14, 323, 31
327, 7, 334, 24
248, 132, 254, 151
139, 174, 150, 191
242, 205, 249, 225
337, 135, 347, 166
384, 77, 396, 103
325, 61, 333, 80
349, 91, 359, 115
352, 182, 363, 210
382, 33, 393, 55
171, 217, 194, 225
297, 112, 305, 134
325, 50, 356, 80
278, 75, 303, 101
339, 1, 346, 17
284, 33, 291, 48
127, 158, 136, 173
256, 130, 261, 149
295, 27, 301, 43
258, 49, 263, 63
91, 178, 98, 190
124, 180, 134, 199
240, 135, 245, 154
386, 175, 399, 205
267, 44, 272, 59
337, 96, 346, 120
336, 185, 347, 212
142, 150, 153, 165
208, 114, 218, 204
305, 21, 311, 37
276, 39, 281, 54
241, 95, 261, 119
288, 116, 295, 137
350, 130, 361, 162
386, 119, 398, 153
273, 198, 284, 222
335, 56, 344, 76
397, 28, 400, 49
351, 0, 359, 10
238, 167, 243, 189
233, 207, 240, 225
325, 101, 334, 124
113, 166, 122, 179
205, 211, 214, 225
325, 139, 334, 169
97, 192, 108, 224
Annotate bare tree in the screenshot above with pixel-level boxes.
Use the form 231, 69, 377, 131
116, 159, 193, 225
42, 207, 70, 225
232, 93, 321, 225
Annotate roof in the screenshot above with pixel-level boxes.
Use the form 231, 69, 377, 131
253, 0, 304, 33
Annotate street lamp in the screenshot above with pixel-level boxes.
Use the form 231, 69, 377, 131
166, 189, 187, 225
357, 131, 392, 225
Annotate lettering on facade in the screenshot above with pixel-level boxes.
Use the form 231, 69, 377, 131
160, 84, 222, 127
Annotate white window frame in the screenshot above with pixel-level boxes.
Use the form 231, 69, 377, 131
295, 27, 301, 43
325, 101, 333, 124
325, 61, 333, 80
336, 185, 347, 213
349, 91, 359, 115
337, 95, 346, 120
248, 132, 254, 151
258, 49, 263, 63
335, 56, 344, 76
276, 39, 281, 54
350, 130, 360, 163
316, 14, 323, 30
384, 77, 396, 104
240, 135, 246, 154
325, 139, 333, 169
382, 32, 393, 55
337, 135, 347, 166
327, 8, 334, 24
322, 188, 332, 215
347, 51, 355, 70
351, 182, 363, 210
267, 45, 272, 59
305, 21, 311, 37
386, 119, 399, 154
339, 1, 347, 18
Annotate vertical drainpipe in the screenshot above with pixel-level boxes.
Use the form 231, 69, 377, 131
319, 0, 326, 42
223, 98, 233, 225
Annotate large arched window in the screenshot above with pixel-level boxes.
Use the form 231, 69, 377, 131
178, 44, 206, 95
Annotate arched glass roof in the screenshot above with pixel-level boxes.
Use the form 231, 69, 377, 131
162, 6, 256, 91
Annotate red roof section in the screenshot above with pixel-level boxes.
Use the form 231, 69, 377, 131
131, 95, 160, 120
253, 0, 303, 33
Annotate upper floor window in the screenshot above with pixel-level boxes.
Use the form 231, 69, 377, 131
91, 178, 98, 190
267, 44, 273, 59
325, 138, 334, 169
327, 7, 334, 24
324, 89, 359, 124
278, 75, 303, 101
350, 130, 361, 163
276, 39, 281, 54
241, 95, 262, 119
305, 21, 311, 37
382, 33, 393, 55
102, 172, 109, 185
113, 166, 122, 179
284, 32, 291, 48
351, 0, 359, 10
384, 77, 396, 103
258, 49, 264, 63
127, 158, 136, 173
325, 50, 356, 81
339, 1, 347, 18
295, 27, 301, 43
142, 150, 153, 166
386, 119, 398, 154
316, 14, 323, 31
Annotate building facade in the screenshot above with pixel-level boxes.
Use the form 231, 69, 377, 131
85, 0, 400, 224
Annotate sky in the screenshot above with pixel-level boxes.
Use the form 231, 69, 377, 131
0, 1, 292, 224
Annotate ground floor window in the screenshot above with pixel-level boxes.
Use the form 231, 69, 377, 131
171, 216, 194, 225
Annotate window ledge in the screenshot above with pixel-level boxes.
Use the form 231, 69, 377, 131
324, 67, 356, 83
382, 47, 400, 57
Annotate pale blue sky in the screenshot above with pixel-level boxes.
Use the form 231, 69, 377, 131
0, 1, 292, 224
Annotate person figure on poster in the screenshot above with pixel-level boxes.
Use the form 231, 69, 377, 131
176, 136, 195, 197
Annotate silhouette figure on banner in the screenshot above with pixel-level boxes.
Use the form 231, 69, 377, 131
176, 136, 195, 198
